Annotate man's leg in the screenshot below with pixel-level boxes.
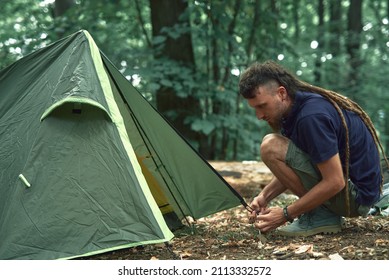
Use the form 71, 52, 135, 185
260, 133, 308, 198
261, 134, 343, 236
261, 133, 362, 213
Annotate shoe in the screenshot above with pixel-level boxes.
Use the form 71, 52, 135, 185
276, 205, 342, 237
374, 183, 389, 209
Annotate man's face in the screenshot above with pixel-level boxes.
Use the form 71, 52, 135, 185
246, 83, 289, 132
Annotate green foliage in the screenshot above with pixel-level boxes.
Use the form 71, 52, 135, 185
1, 0, 389, 160
0, 0, 53, 68
191, 119, 216, 135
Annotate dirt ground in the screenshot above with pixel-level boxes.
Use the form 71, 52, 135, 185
87, 161, 389, 260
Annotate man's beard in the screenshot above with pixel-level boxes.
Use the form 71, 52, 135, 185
268, 106, 287, 133
268, 119, 282, 133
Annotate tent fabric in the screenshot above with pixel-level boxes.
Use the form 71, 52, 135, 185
0, 30, 244, 260
103, 55, 245, 219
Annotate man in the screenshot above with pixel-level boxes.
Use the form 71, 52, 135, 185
239, 60, 387, 237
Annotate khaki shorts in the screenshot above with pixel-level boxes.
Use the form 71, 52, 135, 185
285, 142, 370, 217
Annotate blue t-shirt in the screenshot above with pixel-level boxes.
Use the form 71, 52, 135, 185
281, 91, 381, 206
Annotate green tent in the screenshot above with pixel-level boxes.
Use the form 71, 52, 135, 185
0, 30, 245, 260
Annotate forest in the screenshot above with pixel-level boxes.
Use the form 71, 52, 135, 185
1, 0, 389, 161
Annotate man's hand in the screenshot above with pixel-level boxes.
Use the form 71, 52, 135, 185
248, 194, 268, 223
253, 207, 286, 233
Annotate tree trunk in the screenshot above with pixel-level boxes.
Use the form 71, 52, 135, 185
149, 0, 201, 151
328, 0, 342, 88
53, 0, 75, 38
346, 0, 363, 102
329, 0, 342, 55
293, 0, 300, 42
314, 0, 324, 83
207, 0, 241, 160
246, 0, 261, 62
208, 1, 221, 159
54, 0, 75, 17
135, 0, 152, 48
220, 0, 241, 160
150, 0, 195, 63
270, 0, 278, 60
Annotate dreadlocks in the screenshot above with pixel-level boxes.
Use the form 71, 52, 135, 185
239, 60, 389, 215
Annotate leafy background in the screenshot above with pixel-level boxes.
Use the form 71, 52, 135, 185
1, 0, 389, 161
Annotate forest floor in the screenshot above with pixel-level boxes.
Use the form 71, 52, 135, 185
87, 161, 389, 260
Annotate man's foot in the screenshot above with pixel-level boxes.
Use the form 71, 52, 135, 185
276, 205, 342, 237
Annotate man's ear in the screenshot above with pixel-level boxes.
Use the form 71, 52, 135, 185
278, 86, 288, 100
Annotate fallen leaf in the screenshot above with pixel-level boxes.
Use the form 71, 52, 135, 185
288, 243, 301, 250
275, 245, 289, 252
237, 240, 246, 245
329, 253, 344, 260
313, 235, 324, 240
339, 245, 355, 253
180, 251, 192, 259
375, 239, 388, 245
272, 246, 289, 255
311, 252, 324, 258
294, 244, 313, 254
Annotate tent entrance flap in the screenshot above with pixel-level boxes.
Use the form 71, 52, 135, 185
137, 155, 173, 214
107, 67, 194, 221
136, 154, 184, 230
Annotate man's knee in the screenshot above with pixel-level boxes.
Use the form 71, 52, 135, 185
260, 134, 288, 162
